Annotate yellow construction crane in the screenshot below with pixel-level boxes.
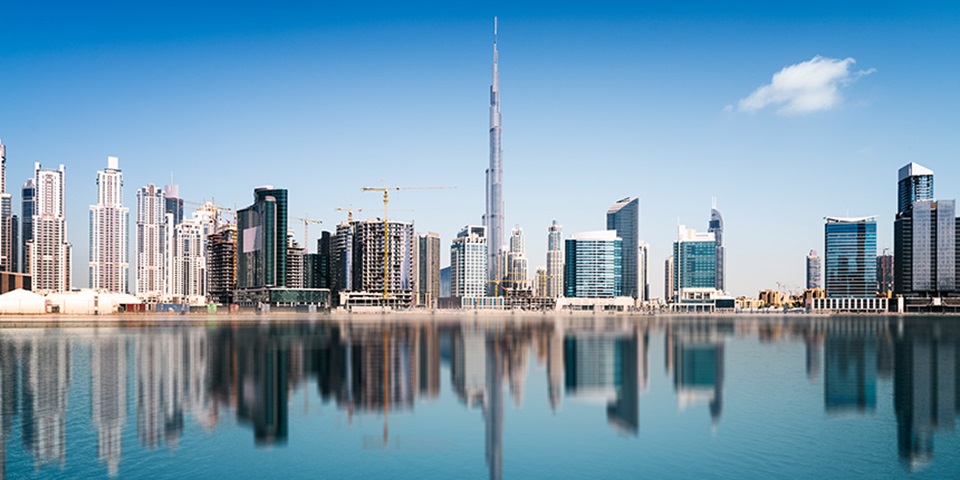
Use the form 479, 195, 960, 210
291, 213, 322, 253
182, 199, 236, 223
360, 184, 453, 300
334, 206, 370, 223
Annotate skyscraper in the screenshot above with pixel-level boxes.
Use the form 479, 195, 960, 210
824, 216, 877, 298
206, 224, 237, 305
505, 225, 528, 293
0, 140, 14, 273
29, 163, 71, 294
877, 250, 894, 295
806, 250, 822, 289
136, 184, 165, 301
21, 178, 34, 274
665, 255, 674, 302
484, 17, 505, 296
708, 203, 725, 292
89, 156, 129, 293
607, 198, 639, 298
672, 226, 716, 302
417, 232, 441, 308
893, 162, 960, 298
237, 186, 288, 290
564, 230, 622, 298
451, 225, 487, 299
330, 217, 417, 306
898, 162, 934, 216
638, 242, 650, 302
545, 220, 563, 298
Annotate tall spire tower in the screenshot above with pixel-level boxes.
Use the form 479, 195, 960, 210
484, 17, 505, 293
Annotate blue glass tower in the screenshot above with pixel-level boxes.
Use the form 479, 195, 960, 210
607, 198, 638, 298
898, 162, 934, 216
824, 217, 877, 298
564, 231, 622, 298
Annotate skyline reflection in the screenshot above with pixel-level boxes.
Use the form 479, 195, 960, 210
0, 317, 957, 477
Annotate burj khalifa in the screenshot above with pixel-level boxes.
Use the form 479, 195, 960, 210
484, 17, 505, 294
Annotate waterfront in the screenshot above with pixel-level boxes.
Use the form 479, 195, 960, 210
1, 315, 959, 478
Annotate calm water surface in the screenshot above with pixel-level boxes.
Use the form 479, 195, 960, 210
0, 315, 958, 479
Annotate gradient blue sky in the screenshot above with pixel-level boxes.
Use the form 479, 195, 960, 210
2, 1, 959, 296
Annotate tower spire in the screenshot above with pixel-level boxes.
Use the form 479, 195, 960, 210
485, 16, 505, 295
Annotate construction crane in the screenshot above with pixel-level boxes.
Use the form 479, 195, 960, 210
335, 206, 371, 223
182, 199, 236, 223
360, 184, 453, 300
291, 213, 322, 253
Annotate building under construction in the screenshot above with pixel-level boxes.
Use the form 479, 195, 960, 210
333, 218, 416, 309
206, 224, 237, 305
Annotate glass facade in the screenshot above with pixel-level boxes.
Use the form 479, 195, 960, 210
673, 239, 717, 292
606, 198, 638, 298
236, 187, 288, 289
824, 217, 877, 298
564, 231, 622, 298
897, 163, 934, 216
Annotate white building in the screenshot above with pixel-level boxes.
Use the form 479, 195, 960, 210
451, 225, 487, 299
89, 156, 129, 293
29, 163, 72, 294
170, 203, 221, 304
546, 220, 563, 298
136, 184, 165, 301
505, 225, 528, 292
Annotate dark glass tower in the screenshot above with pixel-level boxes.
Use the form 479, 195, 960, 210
20, 178, 34, 274
898, 162, 934, 216
236, 186, 288, 289
606, 197, 638, 298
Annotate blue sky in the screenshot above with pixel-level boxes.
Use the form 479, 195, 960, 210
2, 1, 959, 296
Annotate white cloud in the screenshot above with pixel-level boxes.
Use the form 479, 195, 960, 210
737, 56, 874, 115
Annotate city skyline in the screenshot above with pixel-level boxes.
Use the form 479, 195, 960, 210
2, 4, 960, 296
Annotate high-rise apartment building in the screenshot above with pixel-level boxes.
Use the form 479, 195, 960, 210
417, 232, 441, 308
708, 204, 725, 292
170, 203, 221, 303
806, 250, 822, 289
484, 18, 505, 296
672, 226, 716, 302
607, 198, 639, 298
286, 231, 305, 289
638, 241, 650, 302
89, 156, 129, 293
564, 230, 622, 298
206, 224, 236, 305
136, 184, 165, 301
237, 186, 288, 290
546, 220, 563, 298
824, 216, 877, 298
451, 225, 487, 299
164, 184, 184, 226
0, 141, 16, 273
877, 251, 894, 295
29, 163, 72, 294
21, 178, 34, 274
664, 256, 674, 302
505, 225, 528, 293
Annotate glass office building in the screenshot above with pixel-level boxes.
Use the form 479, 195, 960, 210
606, 198, 638, 298
824, 216, 877, 298
672, 226, 717, 301
898, 162, 934, 216
564, 231, 622, 298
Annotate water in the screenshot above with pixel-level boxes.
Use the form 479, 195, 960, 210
0, 315, 957, 479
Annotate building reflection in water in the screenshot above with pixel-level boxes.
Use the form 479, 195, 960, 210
666, 322, 728, 426
91, 332, 126, 477
6, 317, 960, 477
894, 321, 960, 470
21, 334, 70, 470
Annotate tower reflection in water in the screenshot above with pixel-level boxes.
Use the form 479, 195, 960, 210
3, 318, 960, 477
